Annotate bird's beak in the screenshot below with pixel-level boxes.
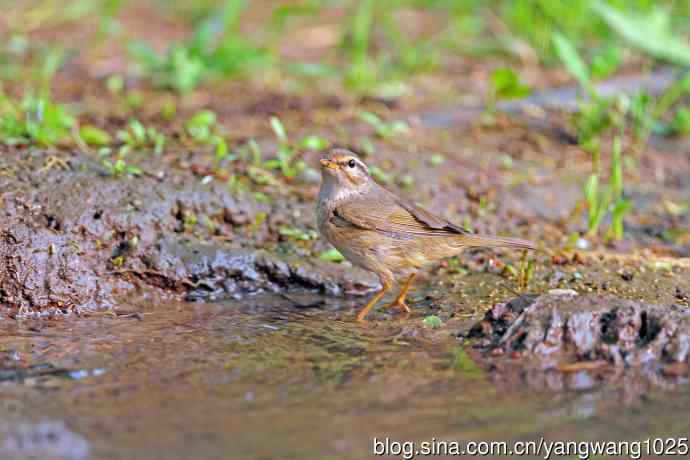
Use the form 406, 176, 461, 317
320, 158, 338, 170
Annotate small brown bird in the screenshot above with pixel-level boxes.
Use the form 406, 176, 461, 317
316, 148, 537, 321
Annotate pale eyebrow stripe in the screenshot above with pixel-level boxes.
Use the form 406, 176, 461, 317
354, 158, 367, 170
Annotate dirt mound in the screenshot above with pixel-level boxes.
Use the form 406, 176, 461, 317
0, 150, 376, 316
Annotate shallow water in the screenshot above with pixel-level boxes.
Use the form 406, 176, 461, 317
2, 295, 690, 460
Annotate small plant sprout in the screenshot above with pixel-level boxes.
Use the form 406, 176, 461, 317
368, 165, 391, 184
343, 0, 379, 90
186, 110, 217, 141
106, 75, 124, 94
359, 111, 410, 140
429, 153, 446, 166
128, 0, 270, 93
399, 174, 414, 188
117, 118, 166, 156
102, 158, 142, 179
553, 31, 634, 241
484, 68, 531, 124
552, 32, 595, 96
422, 315, 443, 328
78, 125, 112, 146
319, 248, 345, 263
670, 106, 690, 135
245, 139, 261, 165
590, 44, 622, 79
0, 86, 74, 147
278, 226, 317, 241
490, 68, 531, 100
185, 110, 228, 160
342, 0, 436, 92
263, 116, 330, 179
608, 136, 632, 240
517, 250, 535, 291
581, 111, 631, 241
182, 211, 198, 230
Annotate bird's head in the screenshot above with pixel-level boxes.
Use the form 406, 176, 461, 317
319, 149, 371, 192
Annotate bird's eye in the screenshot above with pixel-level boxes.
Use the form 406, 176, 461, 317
347, 159, 356, 168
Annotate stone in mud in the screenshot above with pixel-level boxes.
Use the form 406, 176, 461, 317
467, 292, 690, 370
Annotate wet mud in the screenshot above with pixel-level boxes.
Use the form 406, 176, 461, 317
467, 291, 690, 379
0, 149, 376, 316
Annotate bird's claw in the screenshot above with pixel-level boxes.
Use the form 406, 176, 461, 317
383, 299, 411, 313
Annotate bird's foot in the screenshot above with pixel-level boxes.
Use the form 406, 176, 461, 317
383, 298, 411, 313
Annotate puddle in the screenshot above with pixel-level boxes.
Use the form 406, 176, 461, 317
2, 294, 690, 459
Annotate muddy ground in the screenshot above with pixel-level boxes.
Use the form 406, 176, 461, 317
1, 85, 687, 326
1, 2, 690, 459
1, 90, 687, 315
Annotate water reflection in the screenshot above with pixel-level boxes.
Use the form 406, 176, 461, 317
0, 294, 689, 459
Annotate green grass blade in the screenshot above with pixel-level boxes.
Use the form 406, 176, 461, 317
552, 31, 594, 96
593, 2, 690, 66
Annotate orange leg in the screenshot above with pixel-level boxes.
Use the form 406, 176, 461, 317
383, 273, 417, 313
355, 279, 392, 322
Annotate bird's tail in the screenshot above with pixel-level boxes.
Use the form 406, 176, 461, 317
456, 234, 537, 250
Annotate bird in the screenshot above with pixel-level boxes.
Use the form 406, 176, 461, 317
316, 148, 537, 322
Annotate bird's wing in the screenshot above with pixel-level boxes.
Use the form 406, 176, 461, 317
333, 193, 470, 238
395, 198, 471, 234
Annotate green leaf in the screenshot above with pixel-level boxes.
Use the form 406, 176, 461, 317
79, 125, 112, 146
359, 111, 410, 139
127, 0, 269, 95
187, 109, 217, 129
299, 135, 330, 151
186, 110, 217, 142
611, 197, 632, 216
359, 111, 382, 128
2, 96, 74, 146
671, 106, 690, 134
429, 153, 446, 166
272, 3, 320, 31
278, 226, 316, 241
552, 31, 593, 95
126, 165, 143, 176
610, 136, 623, 199
369, 165, 391, 183
584, 173, 599, 231
129, 119, 146, 142
319, 248, 345, 263
422, 315, 443, 328
610, 197, 632, 240
490, 68, 531, 100
214, 137, 228, 160
590, 44, 621, 79
106, 74, 124, 94
270, 116, 288, 143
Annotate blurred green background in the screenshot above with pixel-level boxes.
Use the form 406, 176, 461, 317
2, 0, 690, 93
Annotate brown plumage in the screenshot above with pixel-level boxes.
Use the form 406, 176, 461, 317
316, 148, 537, 321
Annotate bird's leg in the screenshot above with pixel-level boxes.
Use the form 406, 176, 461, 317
384, 273, 417, 313
355, 278, 392, 322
